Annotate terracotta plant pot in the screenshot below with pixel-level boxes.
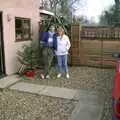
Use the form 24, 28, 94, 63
24, 70, 36, 78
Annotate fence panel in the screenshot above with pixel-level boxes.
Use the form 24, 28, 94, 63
70, 25, 120, 68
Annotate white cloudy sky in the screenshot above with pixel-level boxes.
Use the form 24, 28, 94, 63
75, 0, 115, 22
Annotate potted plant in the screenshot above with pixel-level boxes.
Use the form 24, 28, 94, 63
17, 44, 36, 78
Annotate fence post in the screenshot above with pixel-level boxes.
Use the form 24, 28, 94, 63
70, 24, 81, 66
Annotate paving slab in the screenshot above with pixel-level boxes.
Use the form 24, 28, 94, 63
38, 86, 77, 99
10, 82, 46, 94
71, 90, 104, 120
70, 100, 104, 120
74, 90, 104, 105
10, 82, 78, 100
0, 75, 20, 89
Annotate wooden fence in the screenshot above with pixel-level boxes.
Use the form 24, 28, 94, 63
70, 24, 120, 68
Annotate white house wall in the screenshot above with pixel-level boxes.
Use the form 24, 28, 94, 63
0, 0, 40, 75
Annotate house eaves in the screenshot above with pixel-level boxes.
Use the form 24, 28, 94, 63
40, 9, 54, 16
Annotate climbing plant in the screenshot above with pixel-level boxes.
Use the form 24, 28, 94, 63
41, 15, 71, 35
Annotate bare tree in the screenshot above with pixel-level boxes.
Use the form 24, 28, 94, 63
115, 0, 120, 10
40, 0, 84, 22
115, 0, 120, 5
41, 0, 82, 13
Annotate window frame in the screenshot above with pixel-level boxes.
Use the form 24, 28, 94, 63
15, 17, 31, 42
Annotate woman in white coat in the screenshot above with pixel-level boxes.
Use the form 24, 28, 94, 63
55, 27, 71, 79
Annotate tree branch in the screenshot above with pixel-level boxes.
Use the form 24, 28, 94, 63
70, 0, 79, 5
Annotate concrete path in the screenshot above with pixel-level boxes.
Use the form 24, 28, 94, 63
10, 82, 104, 120
70, 95, 104, 120
0, 75, 20, 89
10, 82, 79, 100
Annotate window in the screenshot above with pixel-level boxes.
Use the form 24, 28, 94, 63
15, 17, 31, 41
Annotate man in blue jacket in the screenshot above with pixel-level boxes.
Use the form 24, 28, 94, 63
40, 25, 57, 79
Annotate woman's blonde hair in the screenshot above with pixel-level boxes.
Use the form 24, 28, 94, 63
57, 27, 65, 33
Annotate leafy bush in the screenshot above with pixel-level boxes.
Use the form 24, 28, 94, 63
17, 44, 44, 72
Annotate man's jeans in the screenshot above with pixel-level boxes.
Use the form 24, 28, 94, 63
56, 54, 68, 74
42, 47, 54, 76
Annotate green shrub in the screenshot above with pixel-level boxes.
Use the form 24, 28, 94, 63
17, 44, 44, 72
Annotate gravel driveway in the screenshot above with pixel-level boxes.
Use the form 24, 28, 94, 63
0, 90, 77, 120
21, 67, 115, 120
